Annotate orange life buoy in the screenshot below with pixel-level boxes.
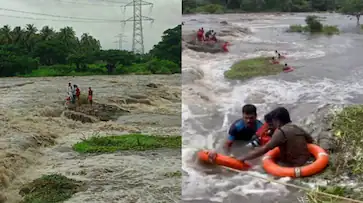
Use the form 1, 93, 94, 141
262, 144, 329, 178
198, 150, 251, 171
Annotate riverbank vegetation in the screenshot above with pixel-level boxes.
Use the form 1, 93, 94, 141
182, 0, 363, 25
224, 57, 283, 80
19, 174, 85, 203
303, 105, 363, 202
73, 134, 181, 153
288, 15, 340, 35
330, 105, 363, 178
0, 24, 181, 77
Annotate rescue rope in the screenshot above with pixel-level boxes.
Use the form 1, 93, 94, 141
221, 166, 363, 203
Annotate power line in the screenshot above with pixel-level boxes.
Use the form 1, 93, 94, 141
0, 13, 121, 23
123, 0, 153, 54
0, 7, 123, 22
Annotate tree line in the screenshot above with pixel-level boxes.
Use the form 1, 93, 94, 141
182, 0, 363, 24
0, 24, 181, 77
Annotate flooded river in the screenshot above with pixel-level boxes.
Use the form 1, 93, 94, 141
0, 75, 181, 202
182, 13, 363, 202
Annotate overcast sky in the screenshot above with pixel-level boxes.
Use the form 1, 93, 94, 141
0, 0, 181, 51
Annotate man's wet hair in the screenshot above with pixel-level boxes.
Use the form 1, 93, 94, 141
275, 50, 278, 53
264, 112, 273, 123
270, 107, 291, 124
242, 104, 257, 115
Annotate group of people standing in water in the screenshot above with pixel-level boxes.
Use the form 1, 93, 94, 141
197, 27, 217, 42
208, 104, 313, 167
66, 82, 93, 107
196, 27, 229, 52
270, 50, 292, 71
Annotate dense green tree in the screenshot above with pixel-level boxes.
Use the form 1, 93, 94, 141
340, 0, 363, 25
149, 25, 181, 66
182, 0, 347, 13
0, 24, 181, 77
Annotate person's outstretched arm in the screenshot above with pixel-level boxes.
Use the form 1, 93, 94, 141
239, 128, 286, 162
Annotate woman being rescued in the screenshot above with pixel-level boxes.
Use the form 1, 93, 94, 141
246, 112, 274, 148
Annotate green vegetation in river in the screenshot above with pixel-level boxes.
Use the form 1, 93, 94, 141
73, 134, 181, 153
0, 24, 181, 77
182, 0, 363, 25
288, 16, 339, 35
224, 57, 283, 80
19, 174, 85, 203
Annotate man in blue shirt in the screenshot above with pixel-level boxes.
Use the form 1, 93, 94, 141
208, 104, 263, 161
224, 104, 263, 150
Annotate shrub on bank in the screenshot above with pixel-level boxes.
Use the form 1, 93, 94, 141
224, 57, 283, 80
73, 134, 181, 153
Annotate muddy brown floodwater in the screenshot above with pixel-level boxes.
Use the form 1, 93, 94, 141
0, 75, 181, 203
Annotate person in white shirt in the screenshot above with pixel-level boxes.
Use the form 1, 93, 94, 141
67, 82, 75, 103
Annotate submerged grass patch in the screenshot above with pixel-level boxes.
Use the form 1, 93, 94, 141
163, 171, 182, 178
19, 174, 85, 203
224, 57, 283, 80
73, 134, 181, 153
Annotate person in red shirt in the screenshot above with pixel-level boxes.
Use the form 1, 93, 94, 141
197, 27, 204, 41
88, 87, 93, 106
222, 42, 229, 52
74, 85, 81, 106
210, 33, 217, 42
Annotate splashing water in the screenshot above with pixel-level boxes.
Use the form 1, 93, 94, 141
182, 13, 363, 202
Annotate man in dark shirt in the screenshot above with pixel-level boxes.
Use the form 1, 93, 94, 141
238, 107, 314, 167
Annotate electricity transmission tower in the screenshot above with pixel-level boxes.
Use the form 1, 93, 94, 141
114, 34, 127, 50
123, 0, 154, 54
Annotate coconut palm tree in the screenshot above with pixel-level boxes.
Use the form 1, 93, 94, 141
79, 33, 101, 52
11, 26, 24, 45
40, 26, 55, 40
58, 26, 77, 48
0, 25, 12, 44
23, 24, 39, 51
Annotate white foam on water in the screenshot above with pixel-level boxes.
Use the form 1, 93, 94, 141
182, 14, 363, 202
